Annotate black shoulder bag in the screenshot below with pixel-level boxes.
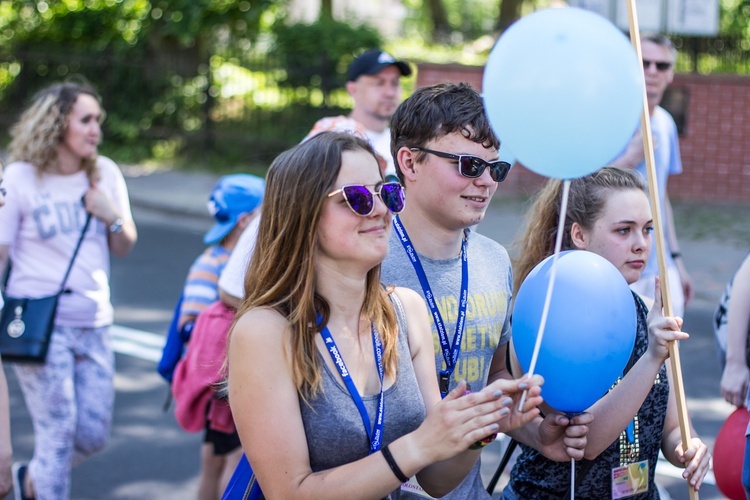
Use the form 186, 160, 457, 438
0, 212, 92, 363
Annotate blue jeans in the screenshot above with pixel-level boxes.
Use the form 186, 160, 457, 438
743, 435, 750, 499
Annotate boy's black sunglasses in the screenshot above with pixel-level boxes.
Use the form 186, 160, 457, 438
410, 147, 512, 183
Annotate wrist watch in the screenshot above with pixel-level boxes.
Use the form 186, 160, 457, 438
109, 218, 124, 234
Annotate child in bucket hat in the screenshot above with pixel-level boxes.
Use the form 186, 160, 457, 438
204, 174, 265, 245
159, 173, 264, 500
159, 173, 265, 382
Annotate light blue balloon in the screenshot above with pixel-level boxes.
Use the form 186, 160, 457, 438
483, 8, 643, 179
499, 144, 516, 166
512, 250, 637, 414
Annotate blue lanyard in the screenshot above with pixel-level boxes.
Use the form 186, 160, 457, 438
319, 322, 385, 453
392, 216, 469, 397
625, 420, 635, 443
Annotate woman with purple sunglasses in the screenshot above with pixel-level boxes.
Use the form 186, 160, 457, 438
224, 131, 542, 499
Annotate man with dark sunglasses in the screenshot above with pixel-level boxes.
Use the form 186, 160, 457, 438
611, 33, 694, 318
381, 82, 592, 499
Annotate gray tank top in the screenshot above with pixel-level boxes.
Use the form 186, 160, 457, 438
301, 293, 425, 499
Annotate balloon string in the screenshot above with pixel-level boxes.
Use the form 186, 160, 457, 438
518, 179, 571, 412
570, 458, 575, 500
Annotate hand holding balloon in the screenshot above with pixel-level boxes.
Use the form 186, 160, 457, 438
536, 411, 594, 462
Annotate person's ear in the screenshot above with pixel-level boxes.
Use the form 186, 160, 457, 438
345, 81, 357, 97
236, 212, 253, 230
570, 222, 588, 250
397, 147, 418, 183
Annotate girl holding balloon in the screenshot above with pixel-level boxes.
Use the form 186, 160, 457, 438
504, 166, 710, 499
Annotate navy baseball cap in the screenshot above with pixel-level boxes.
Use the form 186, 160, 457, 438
204, 174, 265, 245
347, 49, 412, 82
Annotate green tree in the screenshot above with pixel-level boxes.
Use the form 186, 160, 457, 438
272, 17, 382, 105
0, 0, 279, 158
404, 0, 504, 44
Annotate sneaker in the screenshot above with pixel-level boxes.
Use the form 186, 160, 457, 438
11, 462, 32, 500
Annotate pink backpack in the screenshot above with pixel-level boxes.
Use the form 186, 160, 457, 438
172, 301, 236, 433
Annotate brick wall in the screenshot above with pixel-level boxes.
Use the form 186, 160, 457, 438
416, 62, 750, 203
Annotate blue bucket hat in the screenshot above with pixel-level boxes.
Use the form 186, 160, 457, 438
204, 174, 265, 245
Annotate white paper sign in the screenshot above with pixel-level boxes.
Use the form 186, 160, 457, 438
568, 0, 719, 36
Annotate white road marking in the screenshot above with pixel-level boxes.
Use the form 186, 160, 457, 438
111, 324, 165, 363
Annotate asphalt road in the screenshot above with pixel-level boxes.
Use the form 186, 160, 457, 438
4, 201, 737, 499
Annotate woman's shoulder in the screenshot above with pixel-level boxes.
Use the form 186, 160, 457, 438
96, 155, 119, 170
232, 306, 289, 344
3, 161, 36, 181
95, 156, 125, 180
390, 286, 426, 311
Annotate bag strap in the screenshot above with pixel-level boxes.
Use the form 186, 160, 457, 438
3, 202, 92, 295
57, 209, 93, 295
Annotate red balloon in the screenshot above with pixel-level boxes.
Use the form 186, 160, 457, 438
714, 408, 750, 500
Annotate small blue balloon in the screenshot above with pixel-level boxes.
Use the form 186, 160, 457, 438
512, 250, 637, 414
483, 7, 643, 179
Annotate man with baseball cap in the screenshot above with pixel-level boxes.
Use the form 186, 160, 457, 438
303, 48, 412, 176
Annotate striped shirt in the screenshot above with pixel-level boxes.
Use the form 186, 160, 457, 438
180, 245, 231, 318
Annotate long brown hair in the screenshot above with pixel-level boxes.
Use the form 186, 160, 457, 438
513, 166, 648, 294
9, 82, 103, 182
232, 132, 399, 399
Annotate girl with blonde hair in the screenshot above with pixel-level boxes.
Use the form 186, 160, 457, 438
505, 167, 710, 499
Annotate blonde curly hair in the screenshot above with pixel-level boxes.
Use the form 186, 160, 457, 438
8, 82, 105, 182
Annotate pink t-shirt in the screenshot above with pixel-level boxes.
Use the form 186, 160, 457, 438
0, 157, 132, 327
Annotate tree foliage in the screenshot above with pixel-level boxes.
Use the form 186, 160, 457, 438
272, 17, 382, 103
403, 0, 504, 43
0, 0, 279, 159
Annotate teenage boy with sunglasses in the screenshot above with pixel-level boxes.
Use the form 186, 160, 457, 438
611, 33, 693, 318
381, 82, 592, 499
